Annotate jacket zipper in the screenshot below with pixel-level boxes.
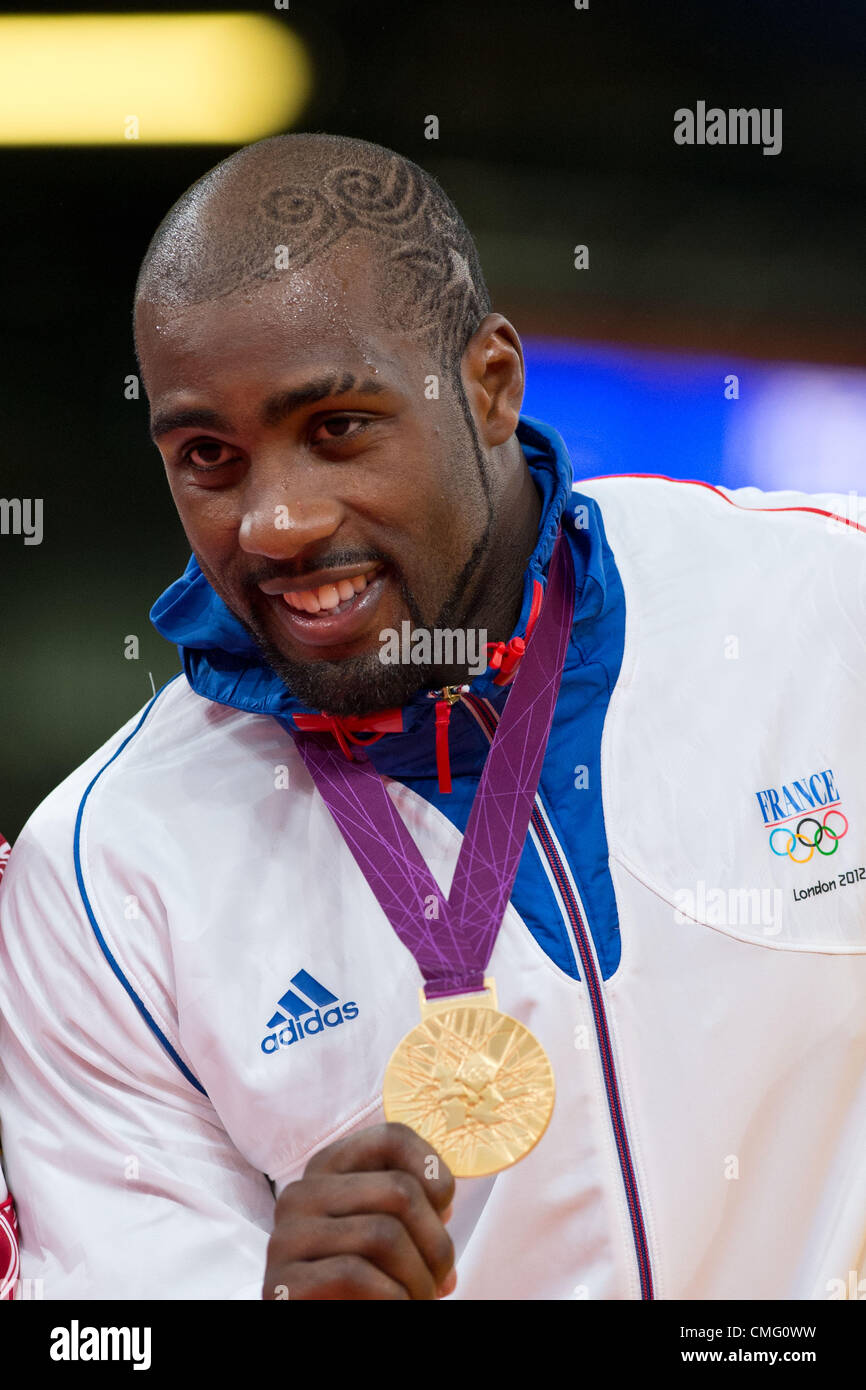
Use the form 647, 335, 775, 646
462, 692, 655, 1301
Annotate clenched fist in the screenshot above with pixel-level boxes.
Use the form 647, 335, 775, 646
263, 1122, 456, 1300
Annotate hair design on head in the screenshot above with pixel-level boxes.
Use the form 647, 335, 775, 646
135, 133, 492, 385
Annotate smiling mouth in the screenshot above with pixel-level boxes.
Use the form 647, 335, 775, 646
260, 562, 390, 651
281, 563, 384, 616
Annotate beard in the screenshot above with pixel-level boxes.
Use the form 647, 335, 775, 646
238, 624, 438, 715
237, 544, 489, 716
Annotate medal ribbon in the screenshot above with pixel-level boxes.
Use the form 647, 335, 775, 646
294, 529, 575, 999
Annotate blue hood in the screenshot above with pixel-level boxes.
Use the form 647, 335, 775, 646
150, 415, 605, 739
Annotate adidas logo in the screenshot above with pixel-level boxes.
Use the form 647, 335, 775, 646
261, 969, 359, 1055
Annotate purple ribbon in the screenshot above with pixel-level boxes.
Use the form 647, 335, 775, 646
295, 529, 575, 999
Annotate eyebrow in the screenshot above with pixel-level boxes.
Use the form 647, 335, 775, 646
149, 373, 387, 442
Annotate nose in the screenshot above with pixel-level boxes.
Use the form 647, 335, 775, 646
238, 472, 345, 561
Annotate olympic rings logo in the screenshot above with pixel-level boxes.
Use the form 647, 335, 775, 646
769, 809, 849, 863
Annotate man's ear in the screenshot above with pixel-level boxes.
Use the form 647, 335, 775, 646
459, 314, 525, 448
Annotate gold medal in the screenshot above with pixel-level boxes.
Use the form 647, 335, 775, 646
383, 979, 555, 1178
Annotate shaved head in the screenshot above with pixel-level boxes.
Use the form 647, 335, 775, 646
135, 132, 491, 387
135, 131, 539, 717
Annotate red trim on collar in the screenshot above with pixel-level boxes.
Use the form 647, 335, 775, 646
292, 710, 404, 759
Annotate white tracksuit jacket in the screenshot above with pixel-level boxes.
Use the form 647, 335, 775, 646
1, 429, 865, 1301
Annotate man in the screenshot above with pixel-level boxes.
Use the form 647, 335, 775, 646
1, 133, 864, 1301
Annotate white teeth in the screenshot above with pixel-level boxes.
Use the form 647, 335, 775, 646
317, 584, 340, 611
281, 567, 380, 614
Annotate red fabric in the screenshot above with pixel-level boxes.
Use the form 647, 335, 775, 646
434, 700, 453, 794
0, 1191, 18, 1300
292, 710, 404, 759
292, 710, 403, 736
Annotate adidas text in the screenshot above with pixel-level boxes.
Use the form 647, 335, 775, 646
262, 1002, 359, 1053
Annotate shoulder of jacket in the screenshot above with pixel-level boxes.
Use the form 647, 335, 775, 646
5, 676, 255, 874
573, 473, 866, 534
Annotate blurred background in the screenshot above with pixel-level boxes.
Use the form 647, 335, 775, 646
1, 0, 864, 840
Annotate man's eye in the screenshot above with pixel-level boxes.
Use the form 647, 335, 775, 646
182, 442, 235, 471
311, 416, 369, 444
